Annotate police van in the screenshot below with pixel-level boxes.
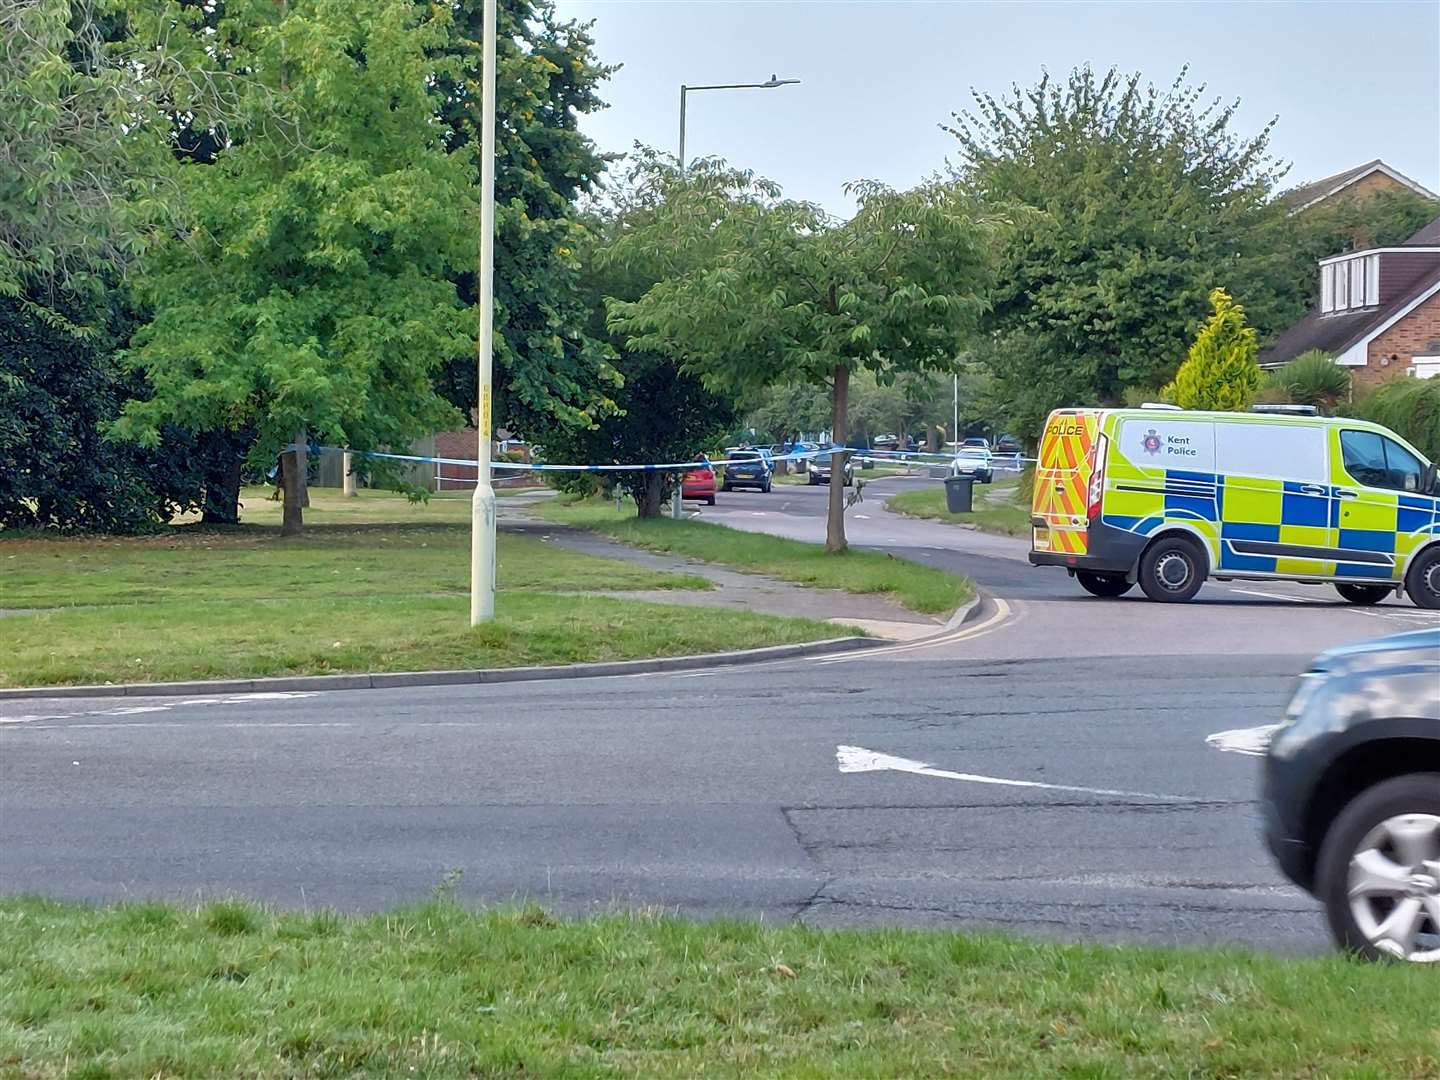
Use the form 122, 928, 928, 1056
1028, 405, 1440, 607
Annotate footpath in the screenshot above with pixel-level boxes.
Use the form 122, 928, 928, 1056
498, 506, 945, 643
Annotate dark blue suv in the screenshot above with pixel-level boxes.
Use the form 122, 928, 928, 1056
1263, 628, 1440, 962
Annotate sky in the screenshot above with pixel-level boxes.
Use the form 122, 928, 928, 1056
554, 0, 1440, 217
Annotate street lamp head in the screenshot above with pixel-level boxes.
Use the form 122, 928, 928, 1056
762, 75, 800, 88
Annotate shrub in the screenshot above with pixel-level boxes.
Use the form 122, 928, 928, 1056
1264, 350, 1351, 413
1351, 377, 1440, 461
1165, 289, 1261, 411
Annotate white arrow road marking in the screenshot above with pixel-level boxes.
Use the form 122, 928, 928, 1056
1205, 723, 1283, 757
835, 745, 1198, 802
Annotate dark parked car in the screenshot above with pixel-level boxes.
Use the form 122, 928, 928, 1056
1263, 628, 1440, 962
722, 448, 772, 493
808, 450, 854, 486
995, 434, 1022, 455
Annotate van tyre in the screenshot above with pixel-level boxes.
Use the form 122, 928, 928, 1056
1335, 583, 1391, 606
1075, 571, 1134, 598
1315, 773, 1440, 963
1138, 535, 1206, 603
1405, 547, 1440, 609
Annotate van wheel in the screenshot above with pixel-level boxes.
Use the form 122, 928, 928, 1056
1138, 536, 1206, 603
1335, 583, 1391, 606
1405, 548, 1440, 609
1075, 571, 1134, 598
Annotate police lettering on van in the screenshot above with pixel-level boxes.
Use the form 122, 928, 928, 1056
1029, 406, 1440, 608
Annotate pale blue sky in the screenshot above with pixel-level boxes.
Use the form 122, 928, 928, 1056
555, 0, 1440, 217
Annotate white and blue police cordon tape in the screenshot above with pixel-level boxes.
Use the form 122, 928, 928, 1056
322, 445, 1034, 476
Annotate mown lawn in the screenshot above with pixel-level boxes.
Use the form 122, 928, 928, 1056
886, 482, 1032, 538
537, 499, 970, 615
0, 489, 842, 688
1, 897, 1435, 1078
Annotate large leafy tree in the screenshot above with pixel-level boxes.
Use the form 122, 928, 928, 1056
0, 0, 250, 532
947, 66, 1289, 438
116, 0, 475, 536
604, 160, 993, 553
542, 211, 734, 519
431, 0, 620, 439
0, 0, 178, 324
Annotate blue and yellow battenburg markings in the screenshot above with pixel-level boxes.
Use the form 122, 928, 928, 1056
1096, 418, 1439, 582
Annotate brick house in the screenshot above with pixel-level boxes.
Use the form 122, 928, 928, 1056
1282, 159, 1438, 215
1261, 214, 1440, 386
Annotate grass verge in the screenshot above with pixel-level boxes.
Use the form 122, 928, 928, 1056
536, 500, 970, 615
1, 897, 1435, 1078
0, 489, 841, 688
887, 483, 1031, 538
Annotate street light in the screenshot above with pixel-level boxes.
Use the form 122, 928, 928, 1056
471, 0, 499, 625
678, 74, 800, 172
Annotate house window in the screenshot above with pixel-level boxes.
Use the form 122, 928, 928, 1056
1320, 255, 1380, 314
1413, 356, 1440, 380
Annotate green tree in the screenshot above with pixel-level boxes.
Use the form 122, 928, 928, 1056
0, 0, 179, 324
1167, 289, 1261, 411
542, 212, 734, 519
431, 0, 620, 439
946, 66, 1289, 438
115, 0, 474, 536
604, 160, 993, 553
745, 383, 831, 446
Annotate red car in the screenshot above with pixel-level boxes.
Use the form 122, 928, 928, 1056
681, 463, 716, 505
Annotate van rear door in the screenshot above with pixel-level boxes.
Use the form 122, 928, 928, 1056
1032, 410, 1101, 556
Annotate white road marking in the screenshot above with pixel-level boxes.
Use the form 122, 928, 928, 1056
836, 745, 1198, 802
1205, 723, 1284, 756
0, 690, 322, 729
1227, 588, 1327, 604
26, 721, 354, 731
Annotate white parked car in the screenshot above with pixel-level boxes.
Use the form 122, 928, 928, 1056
949, 448, 993, 483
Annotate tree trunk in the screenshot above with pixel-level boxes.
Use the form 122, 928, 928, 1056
825, 364, 850, 555
636, 473, 666, 519
296, 430, 310, 508
281, 438, 304, 536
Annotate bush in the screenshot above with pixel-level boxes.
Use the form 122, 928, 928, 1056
1351, 377, 1440, 461
1263, 350, 1351, 413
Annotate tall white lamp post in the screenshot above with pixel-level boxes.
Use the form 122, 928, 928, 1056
470, 0, 499, 624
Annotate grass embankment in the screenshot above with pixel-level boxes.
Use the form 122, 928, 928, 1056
538, 499, 969, 615
0, 489, 837, 688
887, 478, 1031, 538
2, 898, 1435, 1078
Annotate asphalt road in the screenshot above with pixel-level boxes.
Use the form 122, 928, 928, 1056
1, 654, 1321, 950
3, 474, 1437, 954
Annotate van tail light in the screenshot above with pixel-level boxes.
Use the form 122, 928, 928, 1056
1086, 433, 1108, 522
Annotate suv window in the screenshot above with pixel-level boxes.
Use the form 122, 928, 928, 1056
1341, 430, 1426, 492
